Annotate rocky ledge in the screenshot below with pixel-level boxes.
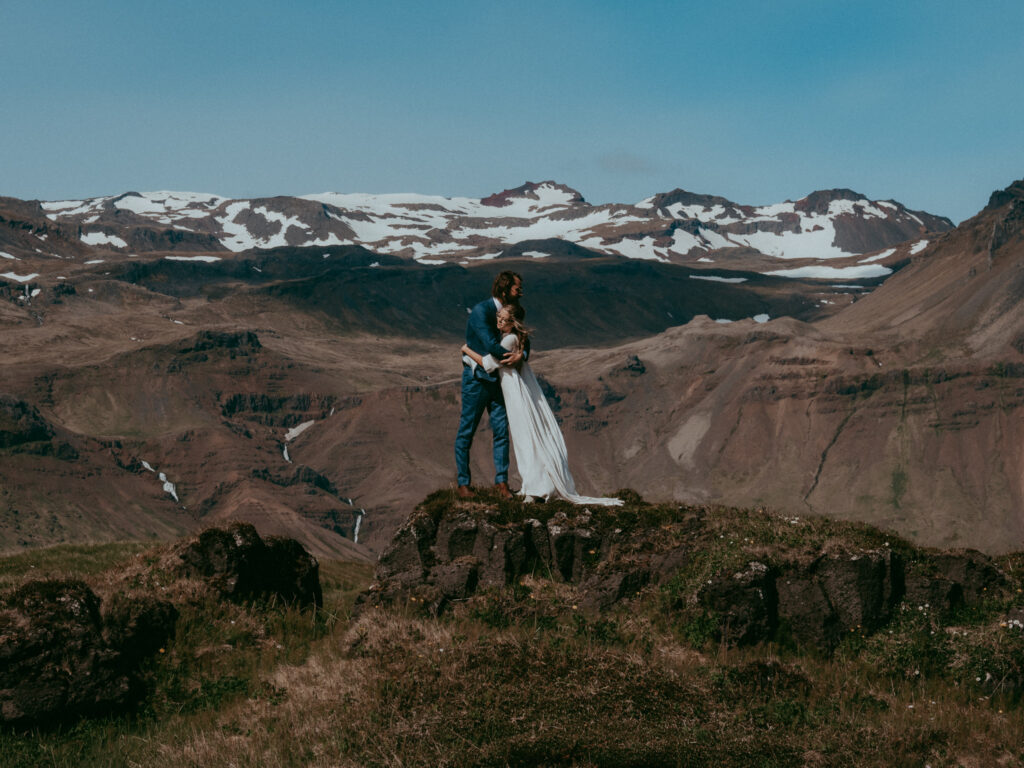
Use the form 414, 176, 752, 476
359, 490, 1018, 653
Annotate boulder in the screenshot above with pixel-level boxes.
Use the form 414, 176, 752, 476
264, 536, 324, 608
102, 593, 178, 666
527, 518, 554, 575
175, 522, 322, 608
361, 494, 1019, 652
579, 566, 652, 612
474, 526, 512, 589
699, 562, 777, 646
776, 575, 839, 650
930, 551, 1006, 605
0, 580, 176, 726
903, 574, 961, 613
376, 523, 428, 586
903, 550, 1006, 614
776, 550, 901, 651
817, 550, 901, 633
434, 517, 481, 561
431, 558, 480, 607
547, 521, 601, 583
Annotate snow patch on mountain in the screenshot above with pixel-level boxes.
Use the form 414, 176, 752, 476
139, 460, 179, 503
218, 202, 258, 252
860, 248, 896, 263
456, 208, 614, 242
81, 232, 128, 248
303, 191, 479, 216
690, 274, 748, 284
734, 224, 849, 260
166, 255, 223, 262
698, 229, 736, 250
765, 264, 893, 279
42, 199, 106, 219
285, 420, 315, 442
159, 472, 178, 502
606, 236, 669, 261
1, 272, 38, 283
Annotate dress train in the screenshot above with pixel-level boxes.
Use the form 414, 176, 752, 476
497, 334, 622, 507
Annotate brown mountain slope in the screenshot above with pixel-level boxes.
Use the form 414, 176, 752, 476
819, 178, 1024, 357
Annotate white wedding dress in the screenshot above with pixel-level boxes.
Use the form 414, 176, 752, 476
486, 334, 623, 506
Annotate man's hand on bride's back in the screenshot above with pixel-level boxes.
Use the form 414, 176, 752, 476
501, 349, 523, 367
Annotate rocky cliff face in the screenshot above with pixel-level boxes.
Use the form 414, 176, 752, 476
360, 490, 1015, 653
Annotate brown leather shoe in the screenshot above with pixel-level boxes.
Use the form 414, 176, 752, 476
494, 481, 513, 500
456, 485, 475, 499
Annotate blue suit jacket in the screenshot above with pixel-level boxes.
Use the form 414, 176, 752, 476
465, 298, 529, 383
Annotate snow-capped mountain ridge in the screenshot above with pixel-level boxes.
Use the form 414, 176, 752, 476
34, 181, 953, 274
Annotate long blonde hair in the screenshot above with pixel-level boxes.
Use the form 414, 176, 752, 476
500, 303, 531, 350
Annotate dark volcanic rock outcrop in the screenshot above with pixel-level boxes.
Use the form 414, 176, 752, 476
775, 549, 903, 649
0, 524, 321, 726
174, 522, 323, 608
0, 395, 53, 449
361, 492, 1013, 652
0, 395, 79, 460
646, 188, 741, 215
178, 329, 262, 354
0, 580, 177, 725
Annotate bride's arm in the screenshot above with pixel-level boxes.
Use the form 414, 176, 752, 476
461, 344, 499, 372
461, 344, 484, 366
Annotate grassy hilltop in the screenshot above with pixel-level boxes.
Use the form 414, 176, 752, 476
3, 490, 1024, 767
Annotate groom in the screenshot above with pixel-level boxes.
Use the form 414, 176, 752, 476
454, 270, 525, 499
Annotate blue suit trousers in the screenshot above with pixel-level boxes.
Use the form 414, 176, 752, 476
454, 365, 509, 486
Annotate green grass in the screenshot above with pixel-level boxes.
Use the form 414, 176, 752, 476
891, 466, 909, 508
0, 541, 152, 590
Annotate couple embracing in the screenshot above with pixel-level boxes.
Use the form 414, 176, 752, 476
454, 270, 622, 507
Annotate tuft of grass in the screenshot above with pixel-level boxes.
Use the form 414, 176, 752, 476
890, 466, 909, 508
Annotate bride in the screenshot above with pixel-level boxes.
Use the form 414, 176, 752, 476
461, 304, 622, 507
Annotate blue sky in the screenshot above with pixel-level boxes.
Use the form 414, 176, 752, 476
2, 0, 1021, 222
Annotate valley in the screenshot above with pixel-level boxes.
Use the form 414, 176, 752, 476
1, 179, 1021, 558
